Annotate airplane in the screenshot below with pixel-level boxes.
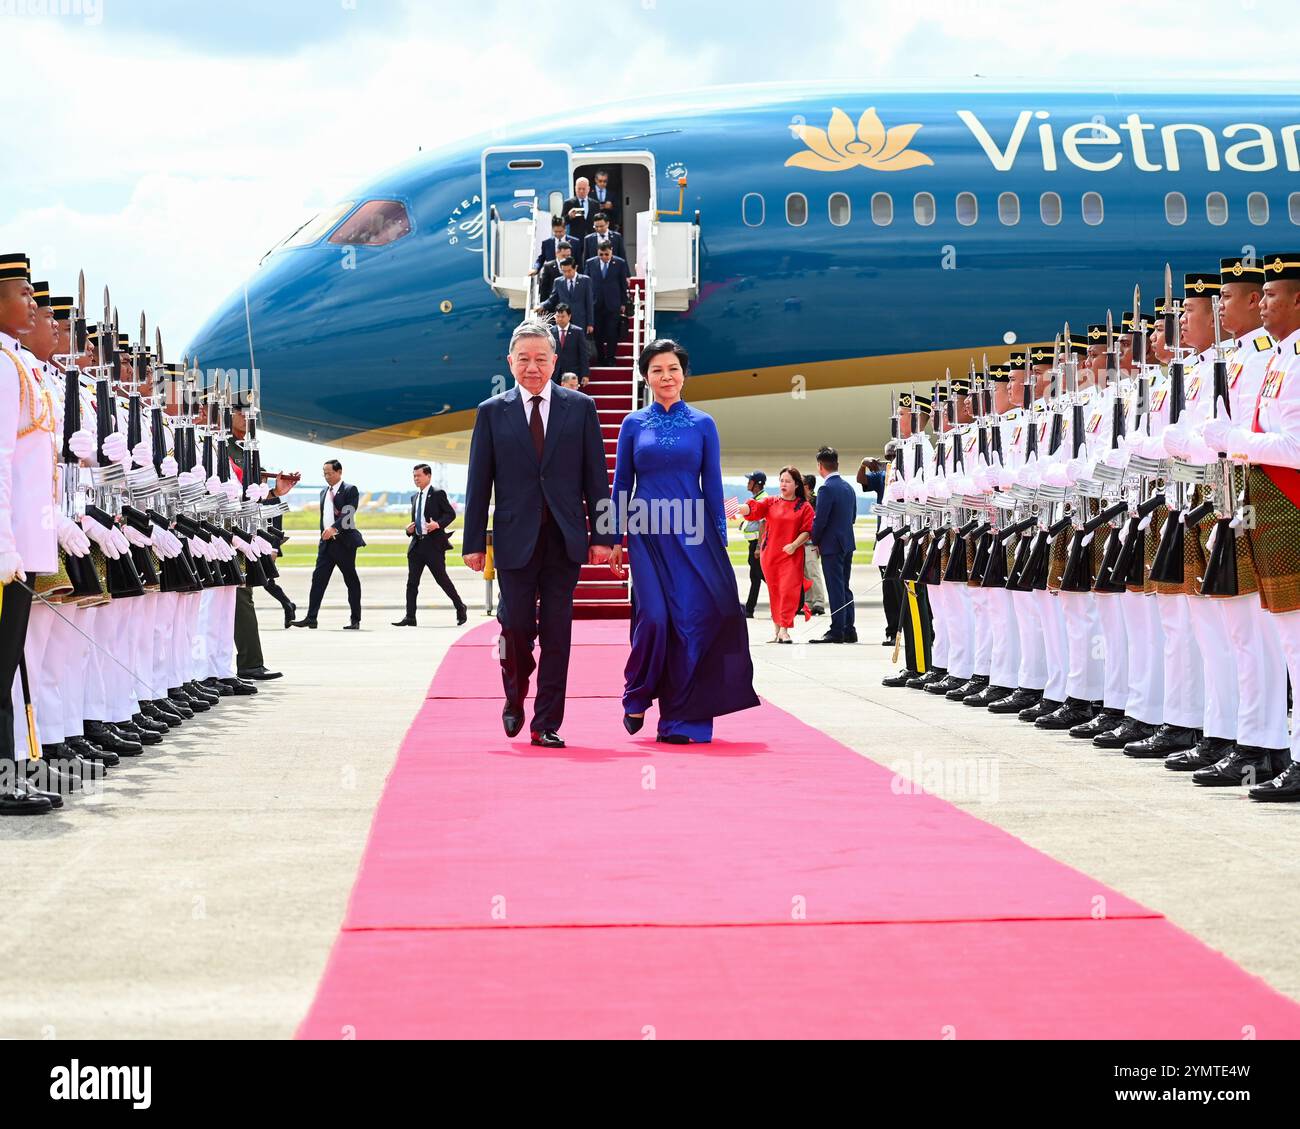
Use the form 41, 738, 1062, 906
186, 81, 1300, 474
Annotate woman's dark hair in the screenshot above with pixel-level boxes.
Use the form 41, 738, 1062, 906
780, 465, 808, 510
637, 338, 690, 378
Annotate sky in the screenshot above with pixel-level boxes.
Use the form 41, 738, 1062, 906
4, 0, 1297, 489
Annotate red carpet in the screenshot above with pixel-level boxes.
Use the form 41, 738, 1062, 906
299, 623, 1300, 1038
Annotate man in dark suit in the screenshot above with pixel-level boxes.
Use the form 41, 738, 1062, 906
537, 259, 593, 336
581, 214, 626, 269
532, 216, 569, 273
549, 303, 589, 381
585, 240, 629, 365
560, 177, 597, 248
462, 322, 618, 748
591, 168, 620, 229
809, 445, 858, 644
392, 463, 467, 627
536, 240, 576, 303
291, 459, 366, 630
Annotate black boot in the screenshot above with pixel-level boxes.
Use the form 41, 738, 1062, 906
1193, 746, 1289, 787
1249, 760, 1300, 801
1092, 718, 1156, 749
946, 675, 988, 702
1166, 735, 1235, 772
925, 674, 965, 696
1124, 723, 1202, 759
988, 687, 1041, 715
963, 683, 1015, 708
883, 670, 919, 688
1036, 697, 1095, 731
1018, 697, 1062, 724
1069, 708, 1125, 739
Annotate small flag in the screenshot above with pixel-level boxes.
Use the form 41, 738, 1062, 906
723, 496, 741, 519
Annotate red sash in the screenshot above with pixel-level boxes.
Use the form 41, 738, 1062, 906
1253, 354, 1300, 508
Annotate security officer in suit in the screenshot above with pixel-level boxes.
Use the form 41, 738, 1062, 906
536, 240, 577, 304
291, 459, 366, 629
549, 304, 589, 382
532, 216, 570, 274
585, 241, 630, 365
393, 463, 467, 627
561, 177, 598, 248
591, 168, 620, 229
538, 258, 594, 338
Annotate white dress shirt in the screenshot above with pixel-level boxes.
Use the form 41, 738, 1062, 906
414, 485, 427, 534
322, 481, 340, 528
517, 378, 551, 434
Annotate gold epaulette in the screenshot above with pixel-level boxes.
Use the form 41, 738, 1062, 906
1255, 334, 1275, 352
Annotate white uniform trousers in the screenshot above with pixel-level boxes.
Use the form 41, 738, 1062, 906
944, 583, 974, 680
59, 603, 91, 739
928, 582, 949, 670
1155, 592, 1203, 729
80, 606, 109, 722
31, 601, 69, 746
1032, 589, 1069, 703
1093, 592, 1129, 713
1264, 607, 1300, 762
1221, 597, 1289, 750
150, 592, 178, 700
210, 586, 238, 679
1186, 596, 1236, 742
987, 587, 1020, 688
1060, 590, 1104, 703
1012, 589, 1046, 691
970, 587, 992, 678
1122, 591, 1164, 725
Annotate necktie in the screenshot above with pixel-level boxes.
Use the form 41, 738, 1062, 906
559, 329, 566, 350
416, 488, 425, 535
601, 261, 607, 278
529, 395, 545, 459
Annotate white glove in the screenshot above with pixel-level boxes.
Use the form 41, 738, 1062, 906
68, 428, 96, 461
885, 480, 905, 503
101, 431, 129, 466
252, 535, 273, 556
1203, 414, 1243, 453
189, 463, 204, 480
187, 536, 207, 561
160, 455, 179, 478
995, 466, 1017, 491
123, 524, 153, 549
151, 526, 180, 559
1042, 463, 1070, 488
57, 515, 91, 557
1163, 423, 1192, 460
80, 517, 121, 559
1103, 446, 1129, 470
214, 537, 233, 562
1140, 433, 1168, 460
107, 526, 131, 556
929, 476, 953, 503
221, 480, 241, 503
0, 551, 24, 585
206, 475, 223, 496
1065, 457, 1089, 484
246, 482, 266, 502
1015, 461, 1041, 489
131, 440, 152, 468
972, 467, 994, 493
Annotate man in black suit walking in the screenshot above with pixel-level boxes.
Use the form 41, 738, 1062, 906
292, 459, 366, 630
585, 240, 629, 364
549, 303, 589, 382
462, 321, 618, 748
531, 216, 569, 274
590, 169, 620, 229
560, 177, 597, 248
535, 240, 576, 304
393, 463, 467, 627
537, 259, 594, 337
581, 214, 626, 269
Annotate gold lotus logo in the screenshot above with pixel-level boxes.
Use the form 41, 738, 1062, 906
786, 107, 934, 172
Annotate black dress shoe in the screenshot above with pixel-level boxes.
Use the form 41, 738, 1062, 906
1092, 718, 1155, 749
186, 680, 220, 705
623, 714, 645, 734
1019, 697, 1062, 723
30, 754, 86, 793
456, 607, 468, 626
174, 691, 210, 713
1194, 745, 1289, 787
1249, 760, 1300, 801
946, 675, 988, 702
66, 736, 119, 767
237, 667, 282, 681
21, 779, 63, 809
1166, 736, 1235, 772
1069, 708, 1125, 739
117, 724, 162, 746
202, 677, 234, 697
132, 712, 169, 735
842, 629, 859, 643
530, 730, 565, 748
965, 683, 1016, 708
656, 734, 691, 744
883, 670, 918, 688
881, 636, 896, 647
1036, 697, 1095, 730
343, 621, 361, 631
284, 601, 297, 629
810, 632, 845, 644
0, 789, 51, 815
143, 700, 181, 726
1124, 723, 1202, 759
290, 618, 318, 629
392, 618, 417, 627
502, 704, 524, 738
925, 674, 964, 696
914, 667, 947, 688
220, 677, 259, 695
988, 687, 1041, 714
84, 722, 143, 755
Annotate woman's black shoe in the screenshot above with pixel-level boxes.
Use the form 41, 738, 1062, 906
623, 714, 645, 735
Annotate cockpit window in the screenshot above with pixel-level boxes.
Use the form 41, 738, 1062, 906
328, 200, 413, 246
274, 202, 357, 253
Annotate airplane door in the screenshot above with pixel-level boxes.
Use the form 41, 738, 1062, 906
481, 145, 572, 286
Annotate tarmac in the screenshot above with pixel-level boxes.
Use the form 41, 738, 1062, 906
0, 564, 1297, 1038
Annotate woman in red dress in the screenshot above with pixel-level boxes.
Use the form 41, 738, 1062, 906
736, 467, 814, 643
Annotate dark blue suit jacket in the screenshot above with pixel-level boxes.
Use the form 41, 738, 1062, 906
462, 384, 618, 570
582, 230, 625, 267
540, 273, 594, 330
550, 323, 590, 379
585, 255, 630, 312
810, 473, 856, 557
319, 482, 367, 549
534, 236, 575, 272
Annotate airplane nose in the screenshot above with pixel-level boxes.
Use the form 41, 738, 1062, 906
186, 289, 252, 381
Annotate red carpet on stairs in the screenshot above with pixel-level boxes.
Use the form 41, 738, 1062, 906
298, 622, 1300, 1039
